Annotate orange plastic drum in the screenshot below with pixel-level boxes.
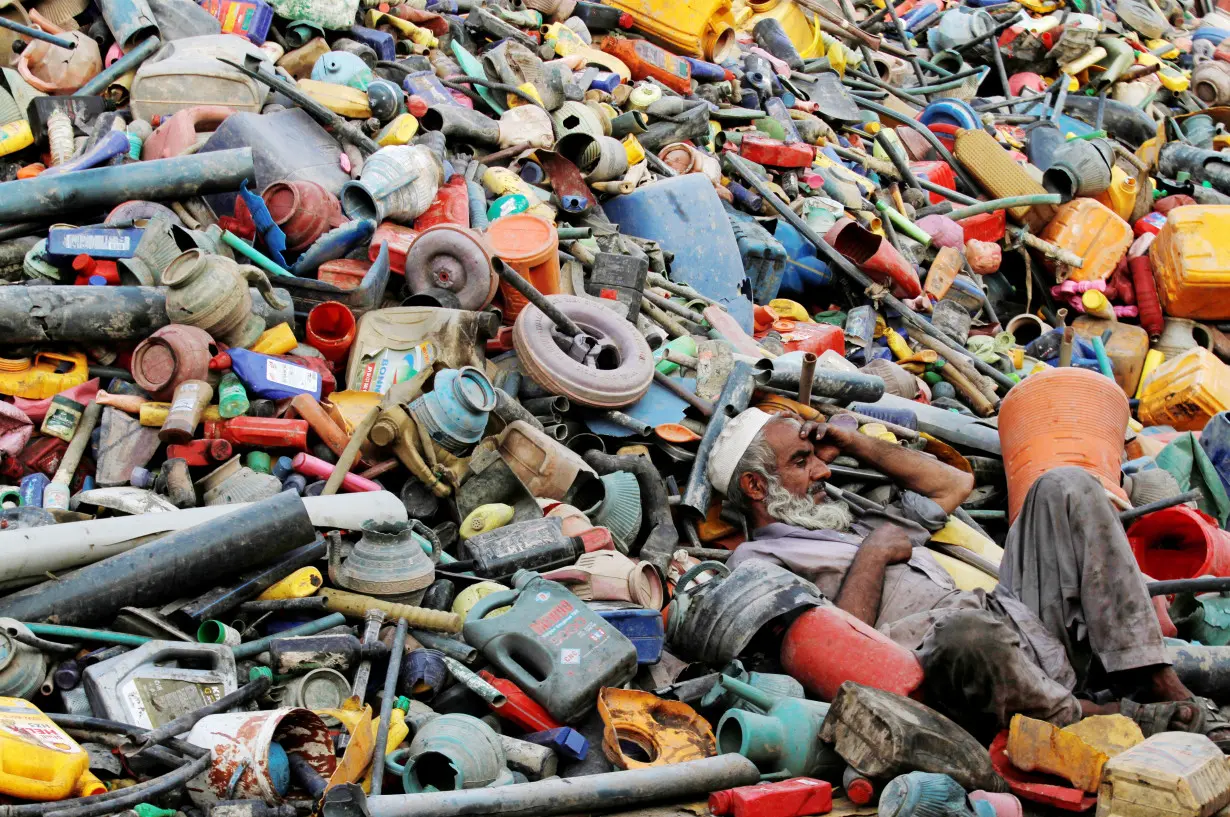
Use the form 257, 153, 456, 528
486, 214, 561, 324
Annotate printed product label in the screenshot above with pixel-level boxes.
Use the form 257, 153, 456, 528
0, 713, 76, 753
125, 678, 225, 729
265, 358, 320, 392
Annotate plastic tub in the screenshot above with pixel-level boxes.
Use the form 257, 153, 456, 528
486, 213, 560, 324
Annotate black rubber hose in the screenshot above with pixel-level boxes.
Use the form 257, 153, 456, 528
583, 451, 678, 573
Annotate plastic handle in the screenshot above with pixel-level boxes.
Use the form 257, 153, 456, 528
673, 560, 729, 599
464, 589, 520, 623
384, 746, 410, 778
240, 264, 292, 310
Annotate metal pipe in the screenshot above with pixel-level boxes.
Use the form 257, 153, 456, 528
364, 754, 762, 817
652, 370, 715, 417
493, 258, 583, 337
0, 491, 315, 624
0, 148, 254, 222
351, 609, 386, 699
797, 352, 817, 404
77, 35, 160, 95
231, 613, 347, 660
370, 617, 407, 795
409, 629, 477, 664
0, 16, 76, 48
679, 361, 760, 518
725, 154, 1015, 393
597, 409, 653, 437
180, 538, 327, 623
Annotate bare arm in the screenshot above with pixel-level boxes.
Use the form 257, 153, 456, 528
823, 425, 974, 515
834, 523, 913, 625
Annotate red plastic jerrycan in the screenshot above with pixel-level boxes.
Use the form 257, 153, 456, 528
739, 134, 815, 168
710, 778, 833, 817
910, 161, 955, 205
780, 605, 924, 700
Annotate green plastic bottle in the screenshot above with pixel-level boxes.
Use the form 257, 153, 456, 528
218, 372, 250, 419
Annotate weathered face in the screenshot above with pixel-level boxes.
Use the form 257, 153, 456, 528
762, 417, 834, 501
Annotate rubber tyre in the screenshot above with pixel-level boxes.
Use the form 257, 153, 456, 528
512, 295, 653, 409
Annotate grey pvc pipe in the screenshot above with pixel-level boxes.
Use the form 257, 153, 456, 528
760, 359, 886, 403
945, 193, 1063, 221
0, 148, 255, 222
78, 35, 160, 95
231, 613, 347, 660
365, 754, 761, 817
0, 491, 315, 624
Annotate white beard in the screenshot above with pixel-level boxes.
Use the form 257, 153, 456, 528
763, 474, 855, 532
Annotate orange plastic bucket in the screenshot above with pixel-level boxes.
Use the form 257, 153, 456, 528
1128, 505, 1230, 580
998, 366, 1129, 524
485, 214, 560, 324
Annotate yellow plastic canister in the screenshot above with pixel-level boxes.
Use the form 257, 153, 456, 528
0, 698, 91, 801
1138, 347, 1230, 432
602, 0, 738, 61
1094, 165, 1138, 222
1149, 205, 1230, 320
1039, 198, 1133, 282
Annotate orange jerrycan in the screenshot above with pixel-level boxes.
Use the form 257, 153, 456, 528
1040, 198, 1133, 283
601, 0, 738, 61
1138, 346, 1230, 432
1149, 205, 1230, 320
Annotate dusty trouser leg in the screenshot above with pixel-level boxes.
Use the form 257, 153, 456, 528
994, 467, 1168, 685
918, 609, 1083, 741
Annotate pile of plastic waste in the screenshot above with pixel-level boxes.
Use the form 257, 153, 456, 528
8, 0, 1230, 813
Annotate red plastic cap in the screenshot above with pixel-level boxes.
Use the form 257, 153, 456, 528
407, 95, 429, 118
845, 776, 875, 805
708, 791, 733, 815
618, 11, 633, 27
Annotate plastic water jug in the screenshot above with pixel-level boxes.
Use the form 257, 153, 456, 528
462, 570, 638, 723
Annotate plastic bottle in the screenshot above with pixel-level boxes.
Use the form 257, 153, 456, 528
159, 380, 214, 443
205, 417, 310, 450
228, 348, 323, 400
218, 372, 250, 419
18, 473, 48, 508
600, 37, 693, 95
709, 778, 833, 817
0, 698, 91, 800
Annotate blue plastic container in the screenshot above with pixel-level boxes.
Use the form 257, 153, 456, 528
727, 207, 787, 304
402, 71, 456, 107
1201, 411, 1230, 494
229, 348, 323, 401
773, 220, 832, 299
597, 608, 664, 664
19, 473, 48, 508
348, 25, 395, 61
603, 174, 752, 331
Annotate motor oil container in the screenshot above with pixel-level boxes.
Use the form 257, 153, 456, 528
601, 37, 696, 94
460, 519, 614, 581
1039, 198, 1133, 283
346, 307, 492, 392
0, 352, 89, 399
0, 698, 90, 801
130, 35, 273, 122
83, 641, 238, 729
599, 0, 736, 62
199, 0, 274, 43
462, 570, 638, 723
1097, 732, 1230, 817
229, 348, 322, 401
1138, 347, 1230, 431
1072, 316, 1150, 396
1094, 165, 1139, 222
1149, 205, 1230, 320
